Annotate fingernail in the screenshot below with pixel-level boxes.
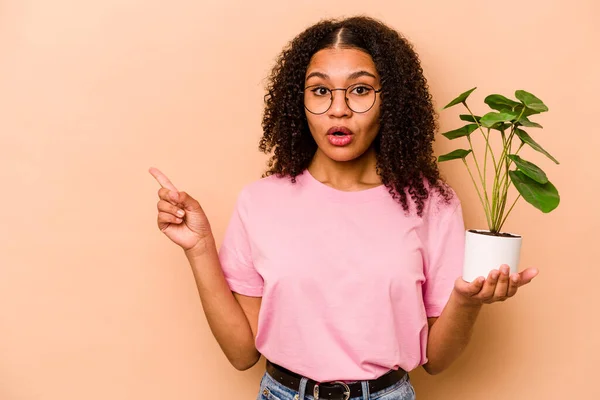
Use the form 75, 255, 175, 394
501, 265, 509, 274
177, 210, 184, 217
491, 271, 499, 279
511, 275, 518, 283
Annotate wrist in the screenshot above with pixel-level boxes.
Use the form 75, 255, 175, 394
184, 235, 217, 259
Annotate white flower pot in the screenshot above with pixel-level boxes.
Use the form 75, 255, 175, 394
462, 229, 522, 283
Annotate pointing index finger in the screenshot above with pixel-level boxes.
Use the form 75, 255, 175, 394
149, 167, 178, 191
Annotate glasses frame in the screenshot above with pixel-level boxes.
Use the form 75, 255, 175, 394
301, 83, 383, 115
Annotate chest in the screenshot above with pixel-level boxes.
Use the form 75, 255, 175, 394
247, 201, 425, 294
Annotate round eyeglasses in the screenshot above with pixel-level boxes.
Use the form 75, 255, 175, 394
302, 83, 382, 115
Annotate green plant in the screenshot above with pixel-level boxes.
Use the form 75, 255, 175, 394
438, 88, 560, 235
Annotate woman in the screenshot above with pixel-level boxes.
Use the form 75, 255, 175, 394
149, 16, 538, 400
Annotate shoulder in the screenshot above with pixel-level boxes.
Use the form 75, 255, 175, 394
240, 173, 295, 196
235, 173, 298, 208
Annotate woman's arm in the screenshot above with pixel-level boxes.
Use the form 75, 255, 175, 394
423, 264, 538, 375
185, 238, 262, 371
148, 168, 260, 370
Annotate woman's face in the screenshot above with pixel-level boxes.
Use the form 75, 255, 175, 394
304, 47, 382, 163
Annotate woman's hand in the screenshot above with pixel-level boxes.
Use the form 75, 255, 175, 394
149, 167, 214, 253
453, 265, 539, 306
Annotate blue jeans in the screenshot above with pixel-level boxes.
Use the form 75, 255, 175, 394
257, 369, 416, 400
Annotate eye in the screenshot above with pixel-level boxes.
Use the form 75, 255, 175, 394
309, 86, 330, 96
350, 85, 373, 96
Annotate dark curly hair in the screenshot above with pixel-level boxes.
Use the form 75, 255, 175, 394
259, 15, 453, 216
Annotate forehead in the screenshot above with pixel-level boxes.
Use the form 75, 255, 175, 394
306, 48, 379, 79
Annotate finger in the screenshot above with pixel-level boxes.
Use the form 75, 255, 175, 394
506, 273, 520, 298
175, 191, 202, 212
157, 199, 185, 218
493, 265, 510, 301
149, 167, 178, 191
157, 211, 183, 229
158, 188, 180, 205
518, 268, 539, 286
454, 276, 485, 297
478, 269, 500, 302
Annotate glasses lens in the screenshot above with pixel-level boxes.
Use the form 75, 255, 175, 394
304, 85, 331, 114
346, 83, 376, 113
303, 84, 377, 114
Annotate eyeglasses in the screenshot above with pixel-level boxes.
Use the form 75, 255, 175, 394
302, 83, 382, 115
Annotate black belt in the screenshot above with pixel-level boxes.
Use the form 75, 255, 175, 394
265, 360, 407, 400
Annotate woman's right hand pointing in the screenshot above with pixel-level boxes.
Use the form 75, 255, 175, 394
149, 167, 214, 252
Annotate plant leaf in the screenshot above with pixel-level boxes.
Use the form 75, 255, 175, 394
509, 170, 560, 213
443, 87, 477, 109
514, 103, 541, 118
480, 111, 519, 128
441, 124, 479, 139
515, 90, 548, 113
460, 114, 481, 123
518, 116, 543, 128
490, 122, 512, 131
507, 154, 548, 184
438, 149, 472, 162
484, 94, 521, 112
515, 128, 559, 164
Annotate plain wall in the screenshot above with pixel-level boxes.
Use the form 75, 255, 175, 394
1, 0, 598, 398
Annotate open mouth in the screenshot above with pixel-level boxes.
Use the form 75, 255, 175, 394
326, 126, 354, 146
327, 126, 353, 136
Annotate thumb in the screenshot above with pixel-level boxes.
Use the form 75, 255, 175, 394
173, 191, 202, 212
454, 276, 485, 297
518, 268, 539, 286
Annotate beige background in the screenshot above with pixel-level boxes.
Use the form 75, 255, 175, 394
1, 0, 597, 399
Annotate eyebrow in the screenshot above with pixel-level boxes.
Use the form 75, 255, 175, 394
305, 70, 378, 81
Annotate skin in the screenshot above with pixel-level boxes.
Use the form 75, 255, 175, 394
148, 46, 539, 375
304, 47, 383, 191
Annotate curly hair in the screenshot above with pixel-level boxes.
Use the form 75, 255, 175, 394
259, 15, 453, 217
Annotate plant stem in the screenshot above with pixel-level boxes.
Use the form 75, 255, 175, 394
492, 111, 521, 231
495, 129, 525, 232
495, 154, 513, 230
493, 129, 511, 231
463, 102, 494, 227
462, 158, 493, 229
491, 129, 508, 230
482, 129, 490, 219
497, 194, 522, 233
516, 142, 524, 154
465, 134, 488, 211
464, 103, 498, 170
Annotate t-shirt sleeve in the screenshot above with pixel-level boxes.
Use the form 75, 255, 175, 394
218, 189, 264, 297
422, 200, 465, 317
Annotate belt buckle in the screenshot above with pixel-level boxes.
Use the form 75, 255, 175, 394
313, 381, 350, 400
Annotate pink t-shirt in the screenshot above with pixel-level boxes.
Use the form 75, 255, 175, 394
218, 169, 464, 382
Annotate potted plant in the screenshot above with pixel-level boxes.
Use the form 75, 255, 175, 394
438, 87, 560, 282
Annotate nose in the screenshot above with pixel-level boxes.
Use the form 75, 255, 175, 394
328, 89, 351, 118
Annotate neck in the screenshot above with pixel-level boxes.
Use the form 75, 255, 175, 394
307, 147, 382, 191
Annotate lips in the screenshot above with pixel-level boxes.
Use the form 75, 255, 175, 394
326, 126, 354, 147
327, 126, 354, 136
